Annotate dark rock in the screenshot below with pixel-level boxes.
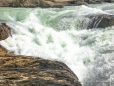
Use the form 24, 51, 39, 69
0, 45, 82, 86
104, 0, 112, 3
0, 23, 12, 41
85, 0, 113, 4
87, 14, 114, 28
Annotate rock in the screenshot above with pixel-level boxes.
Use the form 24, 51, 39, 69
88, 0, 104, 4
0, 0, 113, 8
43, 1, 64, 8
0, 23, 12, 41
104, 0, 113, 3
51, 0, 73, 3
0, 45, 82, 86
0, 45, 9, 56
85, 0, 113, 4
87, 14, 114, 28
75, 1, 88, 5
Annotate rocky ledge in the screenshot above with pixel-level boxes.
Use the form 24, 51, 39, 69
0, 0, 113, 8
0, 45, 82, 86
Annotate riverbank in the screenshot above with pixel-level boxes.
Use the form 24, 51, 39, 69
0, 0, 113, 8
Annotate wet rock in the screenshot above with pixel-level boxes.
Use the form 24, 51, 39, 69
87, 0, 103, 4
0, 23, 12, 41
85, 0, 114, 4
87, 14, 114, 28
0, 45, 82, 86
104, 0, 113, 3
75, 1, 88, 5
0, 0, 70, 8
0, 0, 113, 8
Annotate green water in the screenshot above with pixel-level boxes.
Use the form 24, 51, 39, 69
0, 3, 114, 86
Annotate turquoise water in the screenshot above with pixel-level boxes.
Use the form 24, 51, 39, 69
0, 3, 114, 86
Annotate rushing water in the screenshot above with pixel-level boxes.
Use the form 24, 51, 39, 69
0, 3, 114, 86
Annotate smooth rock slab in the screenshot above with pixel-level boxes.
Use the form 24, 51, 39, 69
0, 45, 82, 86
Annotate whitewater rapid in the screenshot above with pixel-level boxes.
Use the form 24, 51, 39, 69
0, 3, 114, 86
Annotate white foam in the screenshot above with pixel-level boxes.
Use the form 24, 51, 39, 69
0, 5, 114, 85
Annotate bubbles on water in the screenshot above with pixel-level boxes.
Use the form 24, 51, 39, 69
83, 53, 114, 86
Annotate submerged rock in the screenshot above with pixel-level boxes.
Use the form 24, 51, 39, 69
87, 14, 114, 29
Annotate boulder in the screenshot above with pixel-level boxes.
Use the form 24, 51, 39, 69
0, 45, 82, 86
0, 23, 12, 41
87, 14, 114, 29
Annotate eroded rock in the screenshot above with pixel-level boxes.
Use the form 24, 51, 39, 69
0, 45, 82, 86
0, 23, 12, 41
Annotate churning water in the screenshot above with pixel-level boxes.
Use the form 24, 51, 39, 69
0, 3, 114, 86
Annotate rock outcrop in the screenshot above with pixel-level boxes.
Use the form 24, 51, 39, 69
87, 14, 114, 28
0, 45, 82, 86
0, 23, 82, 86
0, 0, 113, 8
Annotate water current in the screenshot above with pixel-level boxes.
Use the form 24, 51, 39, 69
0, 3, 114, 86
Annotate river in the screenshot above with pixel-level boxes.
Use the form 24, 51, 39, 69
0, 3, 114, 86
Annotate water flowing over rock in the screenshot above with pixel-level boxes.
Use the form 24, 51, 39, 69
0, 24, 82, 86
87, 14, 114, 29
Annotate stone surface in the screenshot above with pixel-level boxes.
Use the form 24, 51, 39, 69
0, 0, 113, 8
0, 45, 82, 86
87, 14, 114, 28
0, 23, 12, 41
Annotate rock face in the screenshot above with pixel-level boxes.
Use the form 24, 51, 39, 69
87, 14, 114, 28
0, 45, 82, 86
0, 0, 113, 8
0, 23, 12, 41
0, 23, 82, 86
